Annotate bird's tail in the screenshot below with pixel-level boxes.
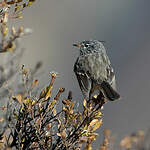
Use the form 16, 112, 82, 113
101, 81, 120, 101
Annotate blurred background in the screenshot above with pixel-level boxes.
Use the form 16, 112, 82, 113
8, 0, 150, 148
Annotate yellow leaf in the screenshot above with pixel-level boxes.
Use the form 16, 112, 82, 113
57, 133, 61, 137
0, 117, 4, 122
27, 1, 34, 7
93, 94, 98, 99
53, 108, 57, 116
89, 119, 99, 127
15, 4, 21, 12
13, 112, 18, 119
20, 105, 24, 112
3, 12, 8, 23
93, 119, 102, 131
24, 98, 32, 105
87, 144, 92, 150
83, 99, 87, 107
40, 85, 52, 100
32, 100, 36, 105
94, 111, 102, 118
48, 100, 56, 110
17, 15, 23, 19
63, 107, 67, 111
69, 109, 73, 114
3, 26, 8, 36
83, 124, 87, 131
45, 89, 52, 100
22, 137, 25, 142
45, 131, 50, 137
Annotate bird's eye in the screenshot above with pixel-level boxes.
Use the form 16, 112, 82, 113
84, 44, 89, 47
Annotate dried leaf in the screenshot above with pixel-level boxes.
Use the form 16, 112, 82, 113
18, 26, 24, 33
120, 136, 131, 148
1, 106, 7, 111
62, 99, 71, 105
8, 42, 16, 52
70, 101, 75, 109
138, 130, 144, 137
100, 146, 107, 150
35, 118, 41, 128
32, 79, 38, 88
88, 133, 99, 141
47, 123, 52, 130
3, 12, 8, 23
11, 26, 16, 35
7, 0, 16, 5
61, 130, 67, 139
12, 94, 23, 104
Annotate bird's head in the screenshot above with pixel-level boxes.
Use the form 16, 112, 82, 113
73, 40, 105, 55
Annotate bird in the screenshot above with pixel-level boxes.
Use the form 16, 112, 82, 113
73, 40, 120, 101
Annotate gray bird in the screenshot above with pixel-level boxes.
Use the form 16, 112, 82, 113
73, 40, 120, 101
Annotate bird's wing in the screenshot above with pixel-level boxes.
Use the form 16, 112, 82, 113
74, 57, 91, 99
101, 80, 120, 101
105, 63, 116, 88
99, 53, 120, 100
94, 52, 116, 87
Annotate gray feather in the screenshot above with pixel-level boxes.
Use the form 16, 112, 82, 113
73, 40, 120, 101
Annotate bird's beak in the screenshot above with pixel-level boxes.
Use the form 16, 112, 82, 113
73, 43, 82, 48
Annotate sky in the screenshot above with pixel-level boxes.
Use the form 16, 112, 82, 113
5, 0, 150, 148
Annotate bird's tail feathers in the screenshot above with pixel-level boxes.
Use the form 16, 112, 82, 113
101, 81, 120, 101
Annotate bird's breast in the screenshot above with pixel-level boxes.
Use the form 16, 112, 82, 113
78, 53, 108, 82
